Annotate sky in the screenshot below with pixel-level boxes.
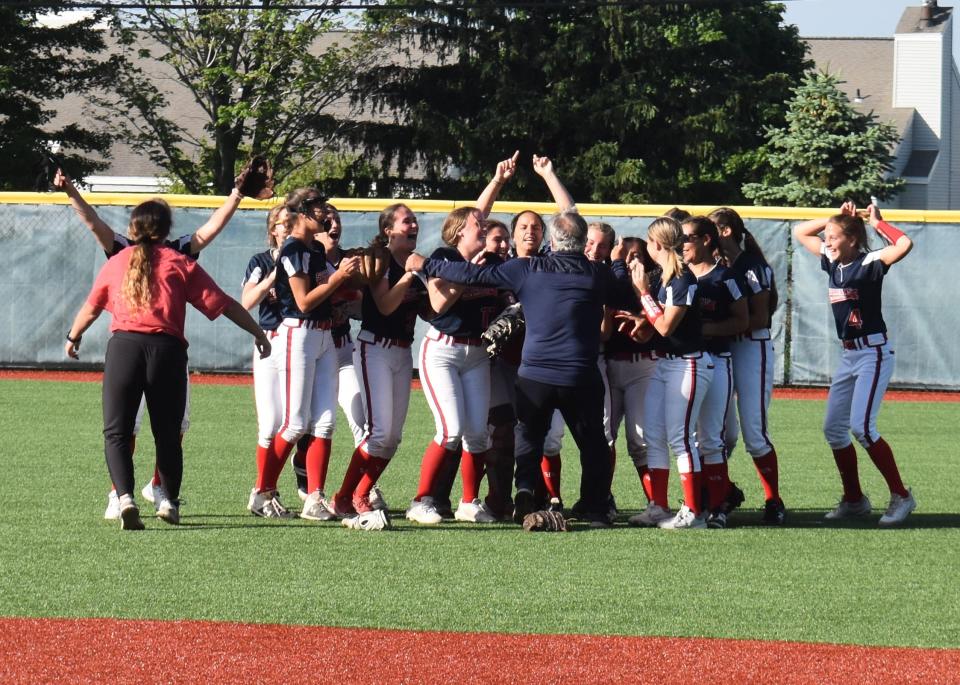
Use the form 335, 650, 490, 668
782, 0, 954, 37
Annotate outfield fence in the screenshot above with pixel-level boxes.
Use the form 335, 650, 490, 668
1, 192, 957, 389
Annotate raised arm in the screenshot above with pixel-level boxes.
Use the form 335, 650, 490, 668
629, 260, 688, 337
54, 169, 115, 253
532, 155, 575, 211
370, 270, 418, 316
869, 205, 913, 266
792, 214, 830, 256
190, 188, 245, 254
476, 151, 518, 218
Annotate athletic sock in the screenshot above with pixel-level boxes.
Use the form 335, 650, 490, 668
254, 442, 270, 489
305, 436, 332, 494
414, 441, 448, 501
865, 438, 908, 497
540, 453, 562, 500
336, 446, 370, 500
704, 462, 728, 511
753, 448, 780, 502
680, 471, 702, 515
831, 444, 864, 502
261, 433, 295, 492
649, 468, 670, 509
460, 450, 487, 503
355, 455, 390, 500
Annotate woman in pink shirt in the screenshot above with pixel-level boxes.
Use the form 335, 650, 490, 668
66, 199, 270, 531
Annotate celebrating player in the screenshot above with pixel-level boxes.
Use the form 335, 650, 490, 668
65, 198, 270, 529
793, 202, 916, 526
711, 207, 785, 525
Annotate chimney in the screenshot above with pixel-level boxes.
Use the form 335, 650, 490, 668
921, 0, 937, 28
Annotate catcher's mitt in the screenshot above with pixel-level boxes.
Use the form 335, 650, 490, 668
234, 155, 275, 199
481, 302, 525, 358
522, 510, 569, 532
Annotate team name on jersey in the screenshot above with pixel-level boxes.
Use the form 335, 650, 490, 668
828, 287, 859, 304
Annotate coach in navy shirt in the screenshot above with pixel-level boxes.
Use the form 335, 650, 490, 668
406, 210, 630, 526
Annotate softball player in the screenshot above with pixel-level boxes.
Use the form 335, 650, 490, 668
250, 188, 361, 520
793, 202, 916, 526
407, 206, 500, 525
710, 207, 785, 525
627, 217, 713, 530
680, 217, 749, 528
55, 168, 245, 519
328, 203, 426, 519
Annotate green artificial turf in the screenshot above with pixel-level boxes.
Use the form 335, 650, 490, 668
1, 378, 958, 647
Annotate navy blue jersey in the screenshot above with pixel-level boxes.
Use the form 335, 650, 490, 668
605, 260, 659, 356
696, 264, 743, 355
421, 251, 632, 386
108, 232, 195, 260
729, 250, 772, 305
428, 247, 505, 337
242, 250, 282, 332
361, 255, 426, 342
820, 245, 889, 340
325, 252, 362, 338
653, 270, 703, 356
275, 236, 332, 322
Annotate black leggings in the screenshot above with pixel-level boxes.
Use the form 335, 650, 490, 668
102, 332, 188, 500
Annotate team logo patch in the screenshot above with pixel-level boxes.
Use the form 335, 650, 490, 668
828, 288, 859, 304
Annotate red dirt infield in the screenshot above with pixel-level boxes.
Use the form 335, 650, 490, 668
1, 618, 957, 684
2, 368, 958, 401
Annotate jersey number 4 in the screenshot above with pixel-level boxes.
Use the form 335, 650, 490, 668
847, 309, 863, 329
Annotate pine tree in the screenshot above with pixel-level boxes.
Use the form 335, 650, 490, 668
742, 71, 904, 207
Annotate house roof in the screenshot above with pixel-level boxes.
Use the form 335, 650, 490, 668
895, 5, 952, 34
802, 37, 914, 136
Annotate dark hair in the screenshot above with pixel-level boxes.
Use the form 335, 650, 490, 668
283, 187, 327, 231
510, 209, 544, 238
828, 213, 870, 251
709, 207, 768, 261
683, 215, 725, 261
123, 199, 172, 311
664, 207, 691, 222
485, 219, 508, 235
375, 202, 412, 247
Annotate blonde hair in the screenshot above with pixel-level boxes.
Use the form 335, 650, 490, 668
441, 206, 478, 246
122, 199, 173, 312
647, 216, 685, 287
266, 205, 285, 247
587, 221, 616, 247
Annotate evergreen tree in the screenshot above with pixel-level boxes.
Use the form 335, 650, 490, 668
0, 6, 114, 190
742, 70, 904, 207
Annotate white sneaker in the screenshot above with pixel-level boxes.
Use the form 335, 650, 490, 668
141, 480, 164, 506
369, 485, 389, 511
249, 489, 295, 519
156, 498, 180, 525
297, 488, 309, 503
342, 510, 391, 531
628, 502, 673, 527
658, 505, 707, 529
879, 489, 916, 527
118, 493, 144, 531
104, 491, 121, 520
300, 491, 335, 521
405, 496, 443, 525
825, 495, 872, 520
454, 498, 497, 523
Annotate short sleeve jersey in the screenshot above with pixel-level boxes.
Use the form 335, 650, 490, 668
428, 247, 504, 337
325, 251, 362, 338
360, 255, 426, 343
241, 250, 282, 332
605, 260, 659, 356
275, 236, 332, 322
729, 251, 773, 298
109, 232, 195, 260
654, 270, 703, 356
696, 264, 744, 355
820, 244, 889, 340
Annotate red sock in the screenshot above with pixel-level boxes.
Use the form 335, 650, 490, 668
753, 449, 780, 502
638, 465, 654, 502
415, 441, 449, 500
831, 444, 863, 502
866, 438, 908, 497
337, 446, 370, 500
260, 433, 295, 491
460, 450, 486, 503
254, 442, 271, 488
540, 453, 562, 499
356, 456, 390, 499
305, 436, 332, 494
680, 471, 703, 515
704, 462, 728, 511
649, 468, 670, 508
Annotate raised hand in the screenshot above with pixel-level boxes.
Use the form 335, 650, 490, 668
630, 258, 650, 294
405, 252, 427, 272
495, 150, 520, 184
840, 201, 857, 217
53, 168, 71, 192
532, 155, 554, 178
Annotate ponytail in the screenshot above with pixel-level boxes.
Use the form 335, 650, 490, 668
646, 216, 686, 287
122, 199, 172, 312
709, 207, 769, 263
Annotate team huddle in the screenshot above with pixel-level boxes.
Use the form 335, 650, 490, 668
61, 152, 917, 531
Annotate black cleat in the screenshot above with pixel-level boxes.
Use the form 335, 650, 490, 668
512, 489, 536, 524
547, 497, 564, 513
706, 510, 728, 529
761, 498, 786, 525
723, 483, 746, 514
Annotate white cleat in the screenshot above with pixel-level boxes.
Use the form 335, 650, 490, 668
342, 510, 391, 531
879, 489, 916, 527
658, 505, 707, 530
141, 480, 164, 506
405, 496, 443, 525
156, 498, 180, 525
824, 495, 872, 520
104, 491, 121, 520
454, 498, 497, 523
249, 489, 295, 519
628, 502, 674, 527
368, 484, 389, 512
118, 494, 145, 531
300, 491, 335, 521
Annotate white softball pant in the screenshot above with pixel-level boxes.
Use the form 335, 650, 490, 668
419, 327, 491, 453
335, 335, 365, 448
354, 330, 413, 460
824, 337, 895, 450
698, 354, 736, 466
253, 330, 282, 448
606, 353, 657, 467
276, 320, 338, 442
644, 354, 714, 474
134, 367, 190, 435
730, 334, 775, 459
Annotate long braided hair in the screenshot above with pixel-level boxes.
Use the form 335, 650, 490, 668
121, 199, 172, 311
